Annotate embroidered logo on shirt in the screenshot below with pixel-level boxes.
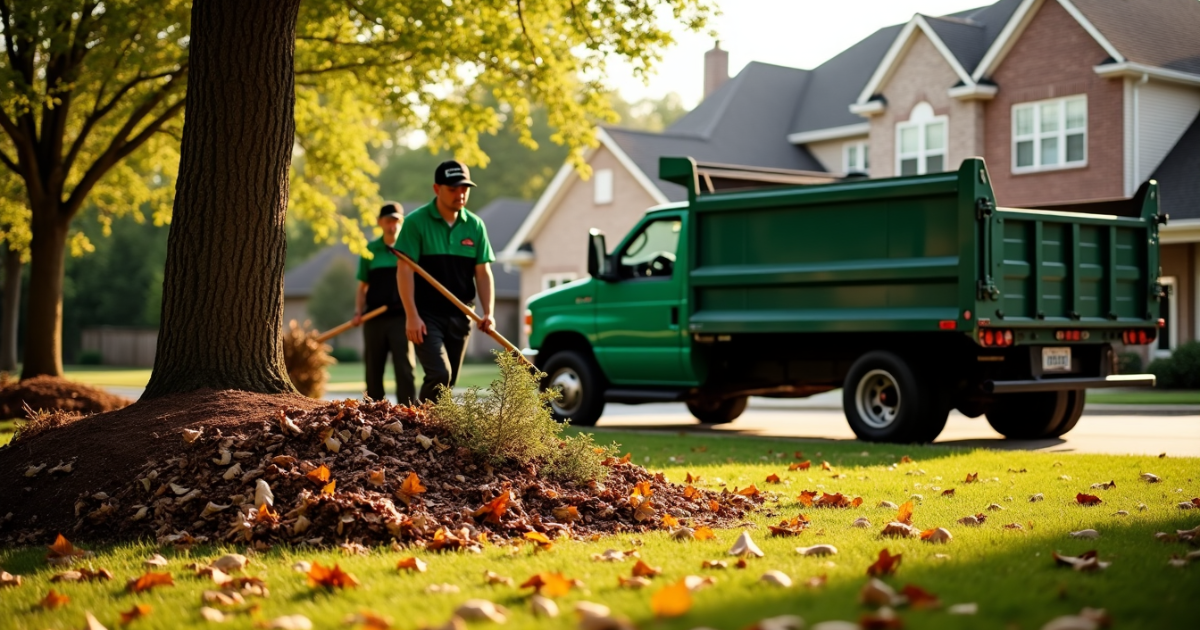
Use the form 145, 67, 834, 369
461, 238, 475, 247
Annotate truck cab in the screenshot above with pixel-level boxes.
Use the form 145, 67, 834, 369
525, 157, 1161, 443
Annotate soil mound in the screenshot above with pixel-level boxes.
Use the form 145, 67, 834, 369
0, 394, 759, 548
0, 375, 133, 418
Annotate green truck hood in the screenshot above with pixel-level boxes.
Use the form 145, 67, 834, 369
528, 277, 594, 310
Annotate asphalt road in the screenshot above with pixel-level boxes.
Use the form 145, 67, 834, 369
591, 392, 1200, 457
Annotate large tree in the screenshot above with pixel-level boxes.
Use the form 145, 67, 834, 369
0, 0, 713, 381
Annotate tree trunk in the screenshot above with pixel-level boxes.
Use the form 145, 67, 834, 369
0, 245, 21, 373
20, 208, 69, 379
142, 0, 302, 399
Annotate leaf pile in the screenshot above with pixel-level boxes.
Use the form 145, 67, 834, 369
0, 375, 132, 421
61, 398, 758, 547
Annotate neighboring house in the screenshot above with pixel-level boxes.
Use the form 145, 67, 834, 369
502, 0, 1200, 361
282, 198, 534, 361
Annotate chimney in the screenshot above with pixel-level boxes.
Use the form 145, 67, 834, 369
704, 41, 729, 99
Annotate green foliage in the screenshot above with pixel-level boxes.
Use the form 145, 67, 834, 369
1148, 341, 1200, 389
430, 350, 615, 484
77, 350, 103, 365
1116, 351, 1143, 375
329, 346, 360, 363
308, 257, 358, 332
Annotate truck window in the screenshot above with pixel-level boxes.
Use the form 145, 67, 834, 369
618, 219, 681, 280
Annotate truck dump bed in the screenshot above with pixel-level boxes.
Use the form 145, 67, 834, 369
660, 157, 1164, 341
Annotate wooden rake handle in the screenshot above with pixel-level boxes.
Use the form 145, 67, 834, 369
386, 245, 535, 369
315, 305, 388, 343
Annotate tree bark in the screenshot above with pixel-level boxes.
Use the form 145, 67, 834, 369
142, 0, 301, 399
20, 206, 68, 379
1, 244, 21, 373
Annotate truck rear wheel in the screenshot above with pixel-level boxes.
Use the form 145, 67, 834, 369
985, 390, 1080, 439
686, 396, 748, 424
541, 350, 605, 426
843, 351, 949, 443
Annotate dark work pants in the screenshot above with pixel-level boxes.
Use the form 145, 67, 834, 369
415, 312, 472, 402
362, 313, 416, 404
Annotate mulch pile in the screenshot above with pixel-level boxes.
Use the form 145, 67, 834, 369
0, 375, 133, 418
1, 392, 758, 549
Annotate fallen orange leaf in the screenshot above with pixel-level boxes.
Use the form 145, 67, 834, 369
632, 560, 662, 578
632, 481, 654, 498
683, 486, 701, 500
396, 472, 426, 505
798, 490, 817, 507
900, 455, 914, 463
306, 465, 331, 484
634, 499, 656, 522
789, 461, 812, 471
866, 549, 902, 577
685, 472, 702, 484
941, 488, 955, 497
472, 493, 510, 524
396, 557, 427, 572
119, 603, 152, 624
765, 473, 781, 484
321, 480, 337, 495
39, 589, 69, 609
662, 514, 680, 528
794, 451, 805, 459
1075, 493, 1103, 506
737, 485, 761, 498
821, 461, 832, 471
651, 580, 693, 618
901, 584, 940, 609
126, 572, 174, 593
520, 572, 574, 597
694, 526, 716, 541
46, 533, 86, 563
552, 505, 579, 523
619, 453, 632, 464
708, 499, 721, 513
965, 472, 978, 483
306, 562, 359, 589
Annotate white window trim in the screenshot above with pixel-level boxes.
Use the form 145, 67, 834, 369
1156, 276, 1178, 357
843, 140, 869, 174
541, 272, 578, 291
895, 108, 948, 176
1011, 95, 1088, 174
593, 168, 614, 205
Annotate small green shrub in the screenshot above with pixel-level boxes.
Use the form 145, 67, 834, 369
329, 346, 360, 363
1147, 357, 1178, 389
1147, 341, 1200, 389
1116, 351, 1142, 375
430, 350, 617, 483
77, 350, 103, 365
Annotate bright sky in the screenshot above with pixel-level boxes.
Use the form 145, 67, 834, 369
610, 0, 994, 108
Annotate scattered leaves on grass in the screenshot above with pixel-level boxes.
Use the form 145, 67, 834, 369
736, 484, 762, 498
1069, 529, 1100, 539
263, 614, 313, 629
701, 559, 728, 569
821, 461, 832, 471
1090, 480, 1116, 490
84, 612, 108, 630
859, 578, 903, 607
957, 513, 987, 526
859, 606, 903, 630
867, 549, 902, 576
878, 500, 898, 509
1075, 493, 1102, 506
746, 615, 805, 630
760, 570, 792, 587
126, 572, 174, 593
1141, 473, 1161, 483
1030, 493, 1045, 502
895, 501, 914, 525
804, 574, 828, 588
941, 489, 955, 497
685, 471, 702, 484
728, 531, 764, 557
796, 544, 838, 557
683, 575, 717, 591
902, 584, 941, 609
881, 522, 919, 538
789, 461, 812, 471
143, 554, 168, 568
694, 526, 716, 541
454, 600, 508, 623
965, 472, 978, 483
631, 560, 662, 578
769, 514, 811, 537
618, 575, 652, 589
306, 562, 358, 589
51, 568, 113, 582
651, 580, 693, 618
343, 611, 391, 630
947, 603, 978, 615
920, 528, 952, 543
520, 573, 574, 597
396, 557, 427, 572
530, 594, 559, 618
765, 473, 781, 484
853, 517, 872, 528
46, 534, 88, 565
1041, 608, 1112, 630
523, 531, 555, 552
1053, 550, 1111, 572
199, 607, 226, 623
0, 571, 21, 587
591, 549, 630, 562
38, 588, 70, 609
119, 604, 152, 625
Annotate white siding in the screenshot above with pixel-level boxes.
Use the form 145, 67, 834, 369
1136, 80, 1200, 183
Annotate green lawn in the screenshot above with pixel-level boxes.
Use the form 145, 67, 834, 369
1, 430, 1196, 629
1086, 389, 1200, 405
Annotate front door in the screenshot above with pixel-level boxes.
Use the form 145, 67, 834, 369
594, 215, 688, 384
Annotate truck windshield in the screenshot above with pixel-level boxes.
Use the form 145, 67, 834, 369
618, 219, 681, 279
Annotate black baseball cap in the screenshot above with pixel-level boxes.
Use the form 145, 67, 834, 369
434, 160, 476, 187
378, 202, 403, 220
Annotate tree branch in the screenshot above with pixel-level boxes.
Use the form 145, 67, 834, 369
295, 54, 411, 75
515, 0, 539, 55
0, 148, 17, 174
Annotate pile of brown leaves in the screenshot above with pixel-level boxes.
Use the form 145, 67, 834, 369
0, 375, 132, 418
62, 398, 757, 547
281, 320, 335, 399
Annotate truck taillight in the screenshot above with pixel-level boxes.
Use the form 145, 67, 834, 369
1121, 329, 1156, 345
523, 311, 533, 337
979, 329, 1013, 347
1054, 329, 1090, 341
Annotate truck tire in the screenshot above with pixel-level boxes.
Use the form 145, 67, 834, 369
1047, 390, 1086, 437
843, 351, 949, 443
984, 391, 1075, 439
541, 350, 605, 427
686, 396, 748, 424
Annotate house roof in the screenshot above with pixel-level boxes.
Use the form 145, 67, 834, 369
1151, 111, 1200, 222
285, 198, 533, 300
1071, 0, 1200, 75
473, 198, 534, 298
788, 24, 902, 136
605, 62, 824, 201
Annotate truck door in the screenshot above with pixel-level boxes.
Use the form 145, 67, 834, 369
594, 215, 688, 384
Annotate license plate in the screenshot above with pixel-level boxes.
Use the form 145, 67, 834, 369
1042, 347, 1071, 372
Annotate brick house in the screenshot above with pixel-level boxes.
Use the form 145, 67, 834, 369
502, 0, 1200, 357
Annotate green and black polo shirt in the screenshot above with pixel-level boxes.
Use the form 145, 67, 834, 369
356, 237, 402, 313
394, 200, 494, 317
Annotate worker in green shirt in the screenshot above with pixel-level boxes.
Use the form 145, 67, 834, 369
395, 161, 495, 401
353, 202, 416, 403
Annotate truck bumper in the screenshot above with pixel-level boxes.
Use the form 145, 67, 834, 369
983, 374, 1156, 394
521, 348, 539, 360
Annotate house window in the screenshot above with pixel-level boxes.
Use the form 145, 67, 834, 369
1012, 95, 1086, 172
895, 102, 946, 176
593, 168, 614, 205
542, 273, 578, 291
1156, 277, 1177, 357
844, 141, 869, 174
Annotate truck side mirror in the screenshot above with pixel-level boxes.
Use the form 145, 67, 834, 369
588, 229, 611, 280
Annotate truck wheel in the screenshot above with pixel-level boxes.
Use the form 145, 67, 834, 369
686, 396, 748, 424
843, 351, 948, 443
984, 391, 1072, 439
541, 350, 605, 427
1047, 390, 1086, 438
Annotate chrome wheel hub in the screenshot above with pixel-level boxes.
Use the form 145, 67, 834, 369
549, 367, 583, 415
855, 369, 901, 429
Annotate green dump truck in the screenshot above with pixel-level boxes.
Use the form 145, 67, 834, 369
523, 157, 1164, 442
